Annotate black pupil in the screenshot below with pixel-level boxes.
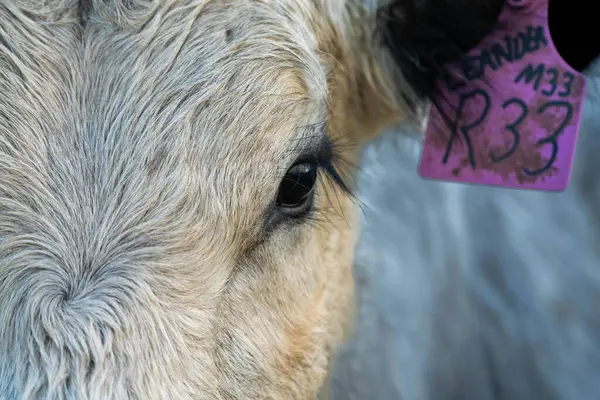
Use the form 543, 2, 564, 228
276, 163, 318, 207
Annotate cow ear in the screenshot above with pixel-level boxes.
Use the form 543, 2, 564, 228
549, 0, 600, 73
374, 0, 504, 102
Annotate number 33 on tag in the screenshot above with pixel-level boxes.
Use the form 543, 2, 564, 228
418, 0, 586, 192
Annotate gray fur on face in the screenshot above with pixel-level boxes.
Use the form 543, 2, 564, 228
0, 2, 352, 398
330, 60, 600, 399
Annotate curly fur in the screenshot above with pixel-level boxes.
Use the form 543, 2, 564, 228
0, 1, 406, 398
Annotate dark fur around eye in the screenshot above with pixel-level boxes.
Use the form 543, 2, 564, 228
302, 132, 354, 198
263, 136, 355, 233
375, 0, 505, 103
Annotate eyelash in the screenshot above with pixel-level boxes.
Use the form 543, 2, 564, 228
305, 137, 358, 223
316, 154, 351, 194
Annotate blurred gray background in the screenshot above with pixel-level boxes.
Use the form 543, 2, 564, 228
331, 60, 600, 400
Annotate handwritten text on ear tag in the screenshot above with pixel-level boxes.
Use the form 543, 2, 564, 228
419, 0, 586, 191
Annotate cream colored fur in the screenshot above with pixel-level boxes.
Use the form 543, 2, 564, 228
0, 1, 415, 399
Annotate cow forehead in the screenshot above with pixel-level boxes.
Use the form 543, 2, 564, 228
82, 5, 327, 182
0, 1, 330, 234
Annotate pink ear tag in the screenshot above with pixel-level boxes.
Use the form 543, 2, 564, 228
419, 0, 587, 191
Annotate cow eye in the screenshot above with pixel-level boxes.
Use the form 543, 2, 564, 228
275, 161, 318, 217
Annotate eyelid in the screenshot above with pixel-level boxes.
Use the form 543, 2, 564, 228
293, 135, 334, 167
